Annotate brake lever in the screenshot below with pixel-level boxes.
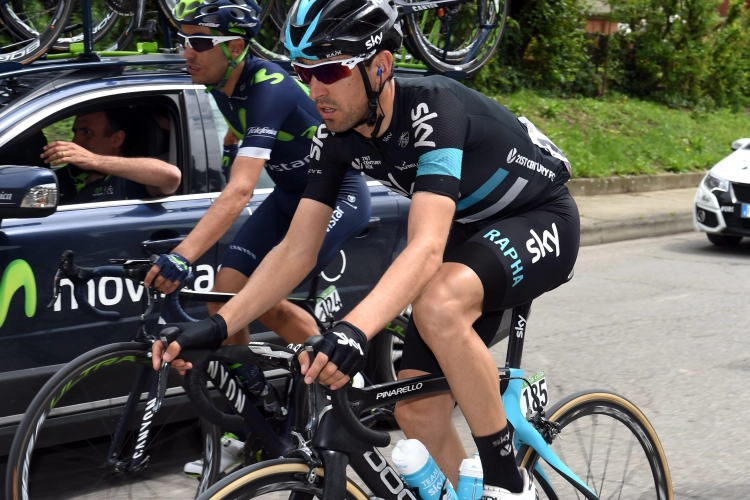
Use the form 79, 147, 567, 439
153, 335, 170, 413
46, 269, 63, 309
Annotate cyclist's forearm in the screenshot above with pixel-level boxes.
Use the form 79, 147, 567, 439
344, 238, 443, 339
174, 185, 254, 262
218, 240, 318, 335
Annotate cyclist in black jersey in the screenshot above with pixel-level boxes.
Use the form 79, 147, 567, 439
145, 0, 370, 347
152, 0, 579, 498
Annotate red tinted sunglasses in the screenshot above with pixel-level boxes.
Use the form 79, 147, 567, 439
291, 55, 368, 85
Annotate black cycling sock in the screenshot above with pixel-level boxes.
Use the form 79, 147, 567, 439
473, 425, 524, 493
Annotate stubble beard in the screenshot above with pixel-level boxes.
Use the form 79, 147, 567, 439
319, 99, 369, 133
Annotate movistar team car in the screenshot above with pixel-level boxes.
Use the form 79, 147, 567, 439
0, 55, 411, 454
694, 138, 750, 245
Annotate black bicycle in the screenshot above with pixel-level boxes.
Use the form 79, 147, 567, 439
5, 251, 405, 499
197, 272, 674, 500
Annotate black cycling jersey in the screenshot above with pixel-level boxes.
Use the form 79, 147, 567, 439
303, 75, 572, 222
211, 56, 321, 193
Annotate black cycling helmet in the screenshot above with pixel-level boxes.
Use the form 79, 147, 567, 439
174, 0, 262, 38
282, 0, 402, 60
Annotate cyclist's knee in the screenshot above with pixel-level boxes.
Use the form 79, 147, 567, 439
412, 288, 480, 347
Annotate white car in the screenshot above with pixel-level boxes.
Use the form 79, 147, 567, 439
694, 138, 750, 245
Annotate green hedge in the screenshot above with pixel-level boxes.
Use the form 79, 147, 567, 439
467, 0, 750, 110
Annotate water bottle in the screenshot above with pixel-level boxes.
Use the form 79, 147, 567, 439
456, 454, 483, 500
391, 439, 458, 500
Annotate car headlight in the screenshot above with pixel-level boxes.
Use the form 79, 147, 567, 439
704, 172, 729, 192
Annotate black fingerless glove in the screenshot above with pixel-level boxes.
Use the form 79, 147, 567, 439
318, 321, 367, 377
161, 314, 228, 350
221, 144, 238, 182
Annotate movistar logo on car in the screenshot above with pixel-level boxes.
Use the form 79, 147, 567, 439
506, 147, 556, 181
0, 259, 36, 328
376, 382, 423, 399
246, 126, 277, 136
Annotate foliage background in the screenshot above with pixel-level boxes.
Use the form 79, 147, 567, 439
467, 0, 750, 111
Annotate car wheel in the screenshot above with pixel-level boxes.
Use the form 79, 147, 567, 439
707, 233, 743, 246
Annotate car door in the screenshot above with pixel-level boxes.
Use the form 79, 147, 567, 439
0, 81, 218, 448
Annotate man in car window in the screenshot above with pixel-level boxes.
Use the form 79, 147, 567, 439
45, 108, 182, 204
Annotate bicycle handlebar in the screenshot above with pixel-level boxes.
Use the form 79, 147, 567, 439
304, 336, 391, 448
180, 343, 299, 431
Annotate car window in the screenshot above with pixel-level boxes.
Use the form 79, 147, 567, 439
0, 98, 183, 206
207, 93, 275, 190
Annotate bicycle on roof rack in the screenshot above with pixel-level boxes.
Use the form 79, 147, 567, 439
249, 0, 509, 77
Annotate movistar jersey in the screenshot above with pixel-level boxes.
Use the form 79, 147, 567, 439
56, 165, 149, 205
211, 56, 321, 193
303, 76, 572, 223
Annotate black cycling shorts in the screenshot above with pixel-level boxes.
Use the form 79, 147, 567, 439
221, 170, 371, 278
399, 189, 580, 375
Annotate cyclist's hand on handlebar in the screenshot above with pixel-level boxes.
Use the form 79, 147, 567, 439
152, 315, 229, 372
303, 321, 367, 390
144, 252, 191, 294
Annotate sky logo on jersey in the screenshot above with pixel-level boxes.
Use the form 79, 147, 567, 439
411, 103, 437, 147
310, 124, 328, 161
482, 230, 524, 287
0, 259, 36, 328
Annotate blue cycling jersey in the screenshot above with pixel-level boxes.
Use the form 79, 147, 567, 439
211, 56, 321, 193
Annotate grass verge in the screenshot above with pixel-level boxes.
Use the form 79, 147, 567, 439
491, 90, 750, 178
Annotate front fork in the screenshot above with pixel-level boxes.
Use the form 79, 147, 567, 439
106, 354, 167, 472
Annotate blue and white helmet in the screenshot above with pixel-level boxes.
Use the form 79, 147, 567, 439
281, 0, 402, 60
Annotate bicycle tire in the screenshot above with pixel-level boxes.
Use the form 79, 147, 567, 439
41, 0, 122, 52
157, 0, 179, 28
5, 341, 222, 500
197, 458, 369, 500
366, 313, 407, 385
105, 0, 144, 51
247, 0, 290, 61
403, 0, 508, 76
519, 390, 673, 500
0, 0, 75, 64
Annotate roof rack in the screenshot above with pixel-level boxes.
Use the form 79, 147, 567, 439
0, 54, 187, 79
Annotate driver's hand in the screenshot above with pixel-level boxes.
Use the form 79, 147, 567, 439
303, 322, 367, 390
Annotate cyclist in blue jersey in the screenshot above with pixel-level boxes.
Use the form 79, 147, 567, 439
143, 0, 371, 475
152, 0, 579, 497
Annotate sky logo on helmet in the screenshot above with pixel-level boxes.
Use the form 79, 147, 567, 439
366, 32, 383, 49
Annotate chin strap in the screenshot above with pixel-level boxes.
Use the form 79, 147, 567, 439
206, 29, 250, 93
355, 62, 391, 140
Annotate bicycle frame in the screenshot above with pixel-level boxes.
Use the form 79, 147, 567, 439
322, 301, 599, 500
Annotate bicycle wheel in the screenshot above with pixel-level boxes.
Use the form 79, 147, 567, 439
519, 390, 673, 500
403, 0, 508, 76
198, 459, 369, 500
247, 0, 289, 61
6, 341, 222, 500
0, 0, 75, 64
366, 313, 407, 384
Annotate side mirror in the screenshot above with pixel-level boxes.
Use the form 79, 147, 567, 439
0, 166, 58, 220
731, 138, 750, 151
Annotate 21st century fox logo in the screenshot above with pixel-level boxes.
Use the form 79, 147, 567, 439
507, 148, 556, 181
